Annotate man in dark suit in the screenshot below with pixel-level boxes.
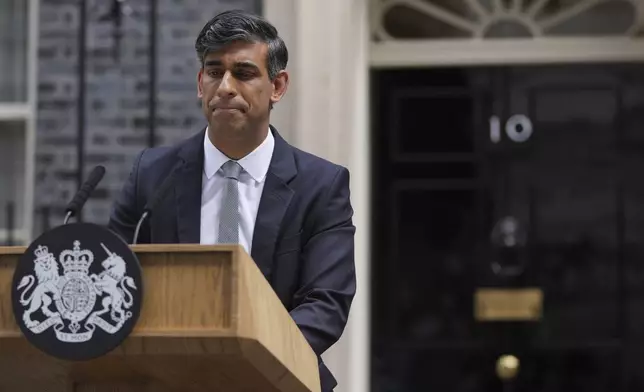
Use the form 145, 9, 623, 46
108, 9, 355, 392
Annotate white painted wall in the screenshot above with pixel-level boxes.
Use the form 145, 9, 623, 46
264, 1, 371, 391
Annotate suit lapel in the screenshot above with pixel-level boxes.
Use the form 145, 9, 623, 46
251, 127, 297, 278
175, 129, 205, 243
171, 126, 297, 261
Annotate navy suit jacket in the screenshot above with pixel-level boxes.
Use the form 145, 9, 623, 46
108, 126, 356, 391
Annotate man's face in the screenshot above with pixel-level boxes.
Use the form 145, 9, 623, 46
197, 41, 286, 136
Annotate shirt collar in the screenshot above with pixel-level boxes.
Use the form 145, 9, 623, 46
203, 127, 274, 183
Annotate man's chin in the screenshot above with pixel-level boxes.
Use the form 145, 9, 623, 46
208, 120, 247, 135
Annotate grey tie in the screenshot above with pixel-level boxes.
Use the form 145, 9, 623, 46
217, 160, 242, 244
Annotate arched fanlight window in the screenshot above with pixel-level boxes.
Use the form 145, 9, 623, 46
373, 0, 643, 40
371, 0, 644, 66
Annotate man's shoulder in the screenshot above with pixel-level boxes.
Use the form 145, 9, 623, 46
290, 145, 347, 177
136, 129, 204, 172
287, 144, 349, 192
138, 145, 174, 165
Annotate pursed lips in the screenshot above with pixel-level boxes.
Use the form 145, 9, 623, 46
211, 100, 243, 109
213, 106, 245, 114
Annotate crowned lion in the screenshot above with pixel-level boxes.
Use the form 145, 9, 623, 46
17, 245, 61, 328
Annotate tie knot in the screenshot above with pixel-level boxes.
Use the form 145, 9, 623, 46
221, 160, 242, 180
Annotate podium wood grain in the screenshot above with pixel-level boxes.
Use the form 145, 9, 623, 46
0, 245, 320, 392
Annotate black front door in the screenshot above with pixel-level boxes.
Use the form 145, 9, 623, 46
371, 64, 644, 392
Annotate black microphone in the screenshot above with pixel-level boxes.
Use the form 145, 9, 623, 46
63, 165, 106, 224
132, 162, 182, 245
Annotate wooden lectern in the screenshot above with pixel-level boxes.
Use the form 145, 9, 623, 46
0, 245, 321, 392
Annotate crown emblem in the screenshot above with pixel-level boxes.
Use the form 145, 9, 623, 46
34, 245, 51, 261
60, 241, 94, 274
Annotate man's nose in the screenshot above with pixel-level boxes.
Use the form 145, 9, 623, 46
217, 71, 237, 97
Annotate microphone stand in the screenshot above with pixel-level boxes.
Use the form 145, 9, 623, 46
131, 161, 182, 245
62, 165, 106, 226
63, 210, 73, 225
133, 211, 149, 245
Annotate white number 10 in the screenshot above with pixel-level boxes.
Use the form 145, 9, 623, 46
490, 115, 533, 143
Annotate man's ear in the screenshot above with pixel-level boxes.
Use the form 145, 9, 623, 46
270, 70, 289, 105
197, 68, 204, 98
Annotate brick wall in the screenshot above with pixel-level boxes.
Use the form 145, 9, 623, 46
35, 0, 260, 234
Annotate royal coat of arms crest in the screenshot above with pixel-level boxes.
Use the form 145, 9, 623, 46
16, 240, 137, 343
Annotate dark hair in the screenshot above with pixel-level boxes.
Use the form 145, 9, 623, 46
195, 10, 288, 80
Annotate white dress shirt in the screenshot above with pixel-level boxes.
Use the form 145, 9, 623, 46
200, 129, 275, 253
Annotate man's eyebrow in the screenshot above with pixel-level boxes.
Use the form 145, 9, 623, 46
204, 60, 222, 67
204, 60, 259, 69
234, 61, 259, 69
